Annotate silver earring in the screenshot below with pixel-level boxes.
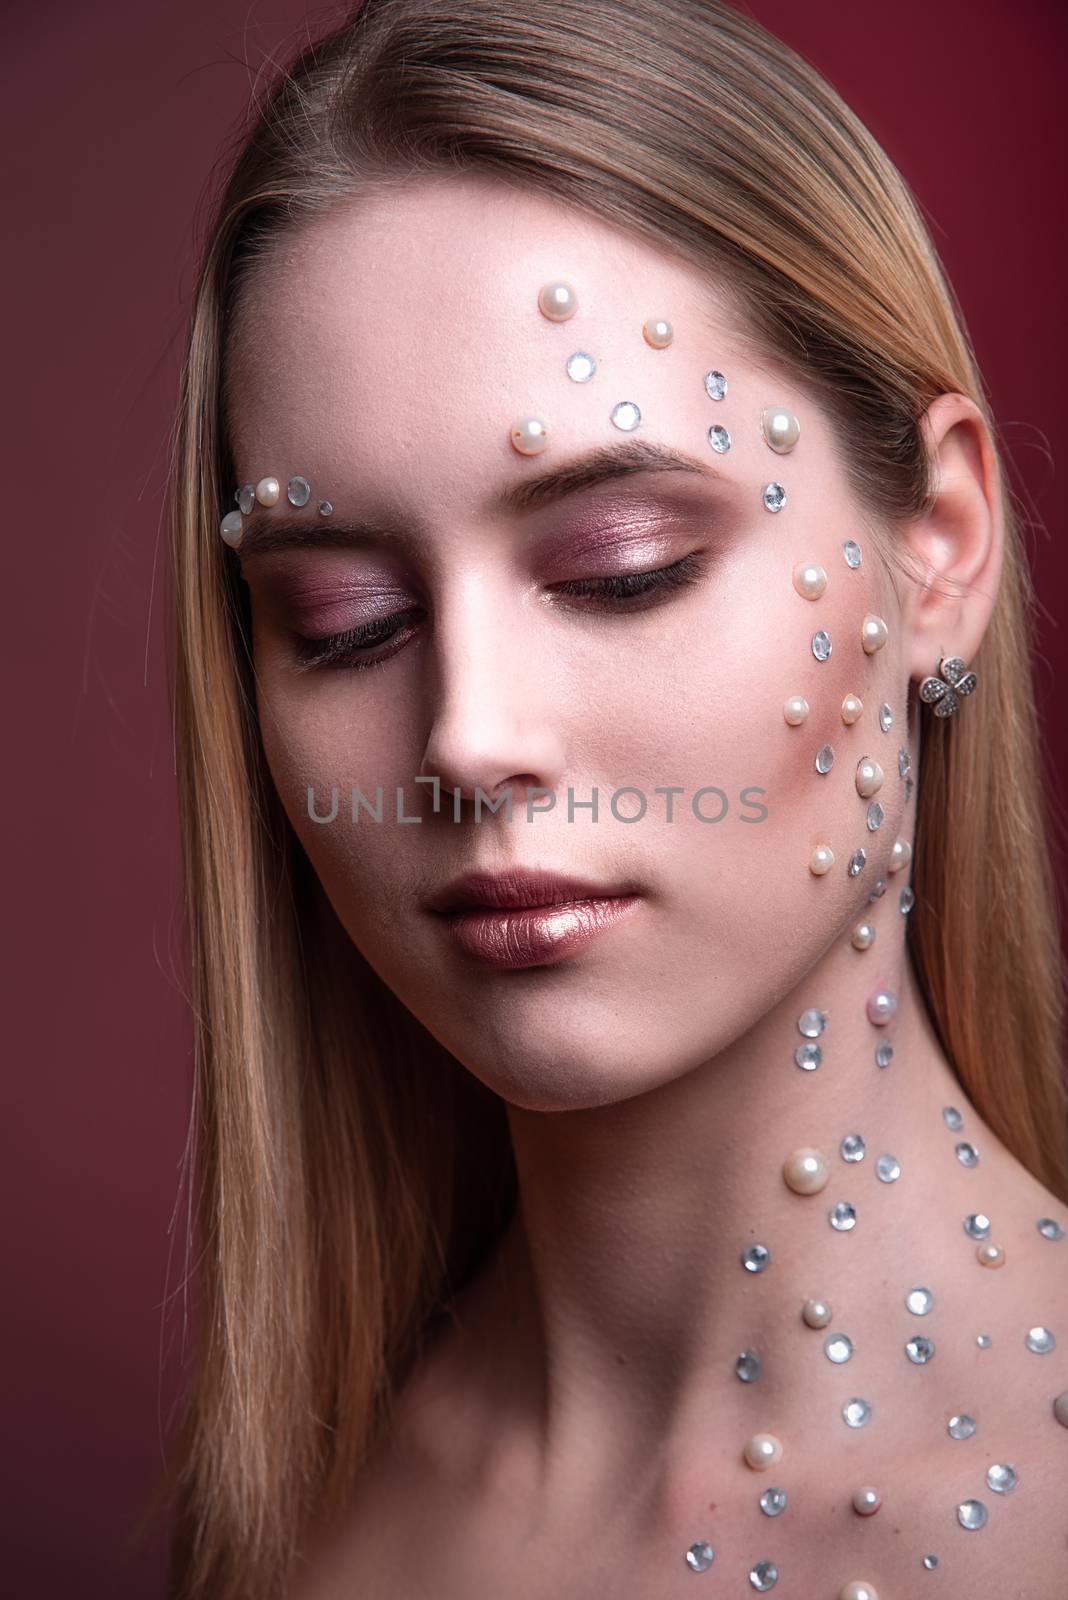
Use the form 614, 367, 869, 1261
918, 655, 978, 718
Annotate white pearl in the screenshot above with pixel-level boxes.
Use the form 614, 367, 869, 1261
743, 1432, 783, 1470
219, 510, 244, 548
977, 1241, 1006, 1269
642, 316, 673, 348
761, 405, 801, 454
841, 693, 863, 724
839, 1583, 878, 1600
855, 758, 884, 797
537, 280, 577, 321
888, 837, 911, 873
254, 476, 280, 507
809, 844, 835, 876
792, 560, 827, 600
861, 613, 888, 653
783, 1148, 829, 1195
852, 1487, 882, 1516
802, 1297, 832, 1328
784, 695, 810, 726
510, 416, 550, 456
851, 921, 876, 950
866, 989, 897, 1026
1052, 1390, 1068, 1428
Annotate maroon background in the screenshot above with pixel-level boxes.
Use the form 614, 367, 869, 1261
4, 3, 1065, 1594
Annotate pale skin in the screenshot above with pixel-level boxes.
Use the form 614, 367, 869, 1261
228, 174, 1068, 1597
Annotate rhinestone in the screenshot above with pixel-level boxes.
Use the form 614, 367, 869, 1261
749, 1560, 779, 1591
219, 510, 244, 547
923, 1554, 939, 1569
843, 539, 862, 568
943, 1106, 963, 1130
815, 744, 835, 774
237, 484, 255, 515
798, 1008, 827, 1038
704, 369, 727, 400
829, 1201, 856, 1231
848, 848, 866, 877
811, 629, 832, 661
899, 885, 915, 913
957, 1498, 988, 1531
825, 1332, 854, 1364
986, 1463, 1018, 1494
610, 400, 641, 431
866, 802, 885, 831
947, 1414, 976, 1439
905, 1286, 934, 1315
874, 1041, 893, 1068
802, 1298, 832, 1328
842, 1397, 872, 1428
963, 1213, 991, 1239
736, 1350, 762, 1382
763, 481, 786, 513
286, 475, 311, 507
1038, 1217, 1065, 1240
976, 1333, 992, 1348
1026, 1326, 1056, 1354
955, 1141, 979, 1168
867, 877, 887, 900
760, 1487, 787, 1517
794, 1042, 822, 1070
840, 1133, 866, 1162
905, 1335, 935, 1364
875, 1154, 901, 1183
742, 1244, 771, 1273
878, 703, 893, 731
565, 351, 597, 382
707, 424, 731, 453
898, 747, 912, 778
318, 500, 333, 516
1054, 1392, 1068, 1427
685, 1541, 715, 1573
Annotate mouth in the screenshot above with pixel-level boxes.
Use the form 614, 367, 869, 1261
425, 868, 643, 969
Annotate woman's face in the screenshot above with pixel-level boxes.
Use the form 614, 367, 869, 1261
230, 174, 910, 1110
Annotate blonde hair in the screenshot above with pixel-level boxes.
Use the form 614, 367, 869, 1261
158, 2, 1068, 1594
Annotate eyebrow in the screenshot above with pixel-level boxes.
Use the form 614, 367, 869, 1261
233, 438, 727, 557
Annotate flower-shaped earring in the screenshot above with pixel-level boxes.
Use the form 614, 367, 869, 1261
918, 655, 978, 718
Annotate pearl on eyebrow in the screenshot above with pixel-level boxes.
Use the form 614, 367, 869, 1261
510, 416, 550, 455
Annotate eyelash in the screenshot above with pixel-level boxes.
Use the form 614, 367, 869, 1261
293, 551, 707, 672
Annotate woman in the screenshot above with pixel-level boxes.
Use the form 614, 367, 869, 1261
163, 1, 1068, 1595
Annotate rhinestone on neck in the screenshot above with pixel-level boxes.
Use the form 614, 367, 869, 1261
829, 1201, 857, 1231
957, 1498, 988, 1531
842, 1397, 872, 1428
760, 1486, 787, 1517
986, 1463, 1018, 1494
905, 1286, 934, 1315
1037, 1217, 1065, 1240
749, 1559, 779, 1591
812, 630, 832, 661
566, 351, 596, 382
948, 1413, 976, 1439
1026, 1327, 1056, 1354
742, 1244, 771, 1273
685, 1541, 714, 1572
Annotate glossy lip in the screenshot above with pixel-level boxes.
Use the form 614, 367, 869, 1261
425, 866, 640, 914
433, 894, 642, 969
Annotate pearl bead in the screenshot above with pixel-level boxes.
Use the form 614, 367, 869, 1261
841, 693, 863, 724
809, 844, 835, 876
642, 316, 673, 348
510, 416, 550, 455
1053, 1391, 1068, 1428
219, 510, 244, 548
851, 921, 876, 950
861, 614, 888, 653
977, 1241, 1006, 1269
761, 405, 801, 454
839, 1584, 878, 1600
254, 476, 280, 507
852, 1487, 882, 1516
792, 560, 827, 600
855, 758, 884, 798
888, 837, 911, 873
537, 280, 577, 321
866, 989, 897, 1026
802, 1297, 832, 1328
743, 1432, 783, 1470
784, 695, 809, 725
783, 1148, 829, 1195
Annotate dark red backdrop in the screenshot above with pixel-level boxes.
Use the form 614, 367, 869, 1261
4, 3, 1065, 1594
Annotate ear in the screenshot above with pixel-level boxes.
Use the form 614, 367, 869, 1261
897, 392, 1004, 685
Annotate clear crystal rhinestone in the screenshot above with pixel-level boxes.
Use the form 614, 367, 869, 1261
707, 423, 731, 453
566, 351, 596, 382
686, 1541, 715, 1572
875, 1153, 901, 1183
955, 1141, 979, 1168
843, 539, 862, 568
963, 1212, 991, 1238
237, 484, 255, 515
957, 1498, 988, 1531
905, 1286, 934, 1315
923, 1555, 939, 1570
866, 801, 885, 831
824, 1332, 854, 1363
875, 1041, 893, 1068
815, 744, 835, 774
811, 629, 832, 661
842, 1397, 872, 1428
848, 848, 866, 877
898, 747, 912, 778
867, 877, 887, 899
794, 1042, 822, 1071
736, 1350, 762, 1382
948, 1413, 976, 1439
829, 1201, 856, 1231
764, 481, 786, 513
986, 1462, 1018, 1494
1026, 1326, 1056, 1354
610, 400, 641, 431
749, 1561, 778, 1591
840, 1133, 866, 1162
1038, 1217, 1065, 1240
760, 1487, 787, 1517
798, 1008, 827, 1038
942, 1106, 963, 1130
704, 369, 727, 400
742, 1244, 771, 1273
899, 885, 915, 913
976, 1333, 992, 1348
878, 702, 893, 731
287, 475, 311, 507
316, 500, 333, 518
906, 1335, 935, 1364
